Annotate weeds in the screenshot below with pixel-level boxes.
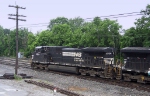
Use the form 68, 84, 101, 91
14, 74, 22, 80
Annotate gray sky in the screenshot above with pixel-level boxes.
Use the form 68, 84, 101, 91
0, 0, 150, 33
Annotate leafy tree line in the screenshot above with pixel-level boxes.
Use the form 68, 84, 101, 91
0, 4, 150, 58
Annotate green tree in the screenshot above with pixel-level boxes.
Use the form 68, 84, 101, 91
0, 26, 4, 56
121, 4, 150, 47
48, 17, 69, 29
68, 17, 84, 32
51, 24, 72, 46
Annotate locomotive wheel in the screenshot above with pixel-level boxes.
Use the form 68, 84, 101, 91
110, 69, 115, 79
79, 69, 87, 75
123, 74, 131, 81
137, 76, 146, 84
39, 64, 44, 70
45, 66, 49, 71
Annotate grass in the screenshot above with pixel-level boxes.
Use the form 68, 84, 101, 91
14, 74, 22, 81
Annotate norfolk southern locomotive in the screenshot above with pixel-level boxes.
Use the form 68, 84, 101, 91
31, 46, 150, 83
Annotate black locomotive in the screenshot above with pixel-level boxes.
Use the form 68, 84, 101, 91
121, 47, 150, 83
31, 46, 150, 83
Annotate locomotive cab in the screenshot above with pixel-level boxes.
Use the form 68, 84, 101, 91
32, 46, 68, 64
32, 46, 53, 64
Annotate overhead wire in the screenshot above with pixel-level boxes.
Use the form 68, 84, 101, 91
86, 12, 142, 19
9, 11, 144, 29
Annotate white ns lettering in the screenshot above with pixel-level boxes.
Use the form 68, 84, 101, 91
75, 53, 81, 57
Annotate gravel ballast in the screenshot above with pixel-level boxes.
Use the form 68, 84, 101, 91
0, 64, 150, 96
0, 79, 66, 96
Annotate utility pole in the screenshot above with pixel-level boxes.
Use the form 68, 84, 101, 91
8, 5, 26, 75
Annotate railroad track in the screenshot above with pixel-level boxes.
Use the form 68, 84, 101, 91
0, 57, 84, 96
39, 69, 150, 92
0, 57, 31, 68
24, 80, 83, 96
0, 57, 150, 93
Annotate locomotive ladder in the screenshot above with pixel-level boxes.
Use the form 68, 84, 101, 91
104, 59, 114, 79
115, 59, 122, 80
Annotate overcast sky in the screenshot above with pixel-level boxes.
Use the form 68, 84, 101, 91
0, 0, 150, 33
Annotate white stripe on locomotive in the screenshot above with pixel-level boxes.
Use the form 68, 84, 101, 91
62, 52, 82, 57
104, 58, 114, 64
